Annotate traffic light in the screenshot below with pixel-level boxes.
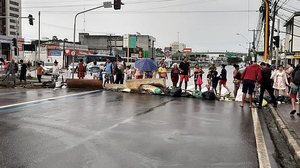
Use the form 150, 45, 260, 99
273, 36, 280, 48
114, 0, 122, 10
12, 38, 17, 47
28, 14, 33, 25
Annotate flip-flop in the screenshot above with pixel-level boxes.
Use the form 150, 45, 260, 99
290, 110, 297, 115
240, 104, 244, 108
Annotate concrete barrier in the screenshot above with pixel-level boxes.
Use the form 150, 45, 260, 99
66, 79, 103, 89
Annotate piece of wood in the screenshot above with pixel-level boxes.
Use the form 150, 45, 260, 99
66, 79, 103, 89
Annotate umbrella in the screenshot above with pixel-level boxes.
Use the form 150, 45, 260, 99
135, 58, 158, 71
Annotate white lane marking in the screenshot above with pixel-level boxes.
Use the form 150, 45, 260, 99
251, 107, 271, 168
0, 90, 101, 110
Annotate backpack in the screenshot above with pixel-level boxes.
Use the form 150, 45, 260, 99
293, 70, 300, 85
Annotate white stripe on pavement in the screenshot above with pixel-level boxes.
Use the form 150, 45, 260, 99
0, 90, 101, 110
251, 107, 271, 168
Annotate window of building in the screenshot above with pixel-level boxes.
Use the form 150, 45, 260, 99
9, 7, 19, 12
9, 1, 19, 6
9, 25, 16, 29
10, 31, 16, 35
10, 19, 16, 23
9, 13, 19, 18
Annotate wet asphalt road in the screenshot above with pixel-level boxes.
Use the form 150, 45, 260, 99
0, 89, 260, 168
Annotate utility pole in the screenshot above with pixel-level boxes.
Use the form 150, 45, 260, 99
276, 19, 280, 67
269, 1, 278, 62
264, 0, 270, 62
38, 11, 41, 62
249, 29, 258, 62
72, 2, 113, 79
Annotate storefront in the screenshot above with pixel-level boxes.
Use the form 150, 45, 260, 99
0, 35, 12, 61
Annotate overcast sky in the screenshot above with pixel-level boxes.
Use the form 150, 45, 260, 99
21, 0, 300, 53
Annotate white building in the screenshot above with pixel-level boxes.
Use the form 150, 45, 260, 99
0, 0, 22, 61
284, 12, 300, 66
170, 42, 186, 54
0, 0, 22, 36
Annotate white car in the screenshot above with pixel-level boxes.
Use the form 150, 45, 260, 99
43, 62, 54, 75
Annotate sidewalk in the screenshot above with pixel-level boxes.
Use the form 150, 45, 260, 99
267, 103, 300, 165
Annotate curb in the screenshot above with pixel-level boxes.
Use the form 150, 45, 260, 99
267, 104, 300, 165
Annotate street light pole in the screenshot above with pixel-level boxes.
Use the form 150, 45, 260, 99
72, 2, 112, 79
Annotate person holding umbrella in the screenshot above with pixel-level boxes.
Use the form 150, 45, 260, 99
134, 58, 158, 79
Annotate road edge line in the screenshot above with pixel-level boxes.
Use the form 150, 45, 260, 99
0, 90, 101, 110
251, 107, 271, 168
267, 104, 300, 165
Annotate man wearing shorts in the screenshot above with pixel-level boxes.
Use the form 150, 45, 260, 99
240, 62, 262, 108
179, 58, 190, 91
290, 64, 300, 115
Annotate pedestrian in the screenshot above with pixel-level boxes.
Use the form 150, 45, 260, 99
219, 64, 231, 96
171, 63, 180, 87
104, 59, 114, 86
179, 57, 191, 91
35, 62, 44, 83
289, 64, 300, 115
124, 65, 133, 80
271, 65, 289, 97
209, 65, 219, 95
135, 68, 144, 79
52, 60, 60, 81
19, 59, 28, 83
233, 64, 242, 98
193, 64, 204, 91
90, 61, 101, 80
1, 59, 17, 86
286, 63, 294, 93
258, 62, 277, 109
76, 59, 85, 79
240, 62, 262, 108
158, 63, 168, 79
115, 58, 126, 84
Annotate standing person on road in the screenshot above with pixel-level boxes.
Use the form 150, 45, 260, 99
179, 58, 191, 91
219, 64, 231, 96
104, 59, 114, 86
158, 63, 168, 79
124, 65, 133, 81
258, 62, 277, 109
240, 62, 262, 108
35, 63, 44, 83
233, 64, 242, 98
193, 64, 204, 91
1, 59, 17, 86
210, 65, 219, 96
286, 63, 294, 93
76, 59, 85, 79
271, 65, 289, 97
171, 63, 180, 87
19, 59, 28, 83
52, 61, 60, 81
115, 58, 126, 84
289, 64, 300, 115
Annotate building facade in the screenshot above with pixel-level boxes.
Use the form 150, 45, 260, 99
170, 42, 186, 54
0, 0, 21, 61
284, 12, 300, 66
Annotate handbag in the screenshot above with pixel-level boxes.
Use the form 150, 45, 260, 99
196, 76, 203, 85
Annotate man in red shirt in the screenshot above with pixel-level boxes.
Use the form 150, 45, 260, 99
240, 62, 262, 108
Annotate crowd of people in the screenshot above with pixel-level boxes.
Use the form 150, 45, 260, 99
2, 57, 300, 116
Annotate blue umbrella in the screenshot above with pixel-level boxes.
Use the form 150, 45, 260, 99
135, 58, 158, 71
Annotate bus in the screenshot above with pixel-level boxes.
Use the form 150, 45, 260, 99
74, 54, 116, 64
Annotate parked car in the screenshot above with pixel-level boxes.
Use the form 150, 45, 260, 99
42, 62, 54, 75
